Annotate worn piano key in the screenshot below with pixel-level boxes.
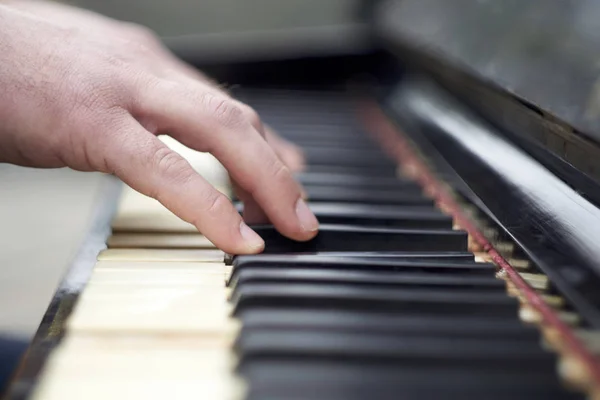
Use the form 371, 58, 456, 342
304, 186, 432, 205
234, 330, 558, 371
67, 284, 231, 335
87, 262, 226, 287
97, 248, 224, 262
230, 268, 506, 294
107, 233, 214, 249
238, 309, 540, 339
228, 256, 494, 285
231, 284, 520, 317
248, 224, 468, 253
30, 335, 242, 400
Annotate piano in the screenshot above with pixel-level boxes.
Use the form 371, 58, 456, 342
4, 0, 600, 399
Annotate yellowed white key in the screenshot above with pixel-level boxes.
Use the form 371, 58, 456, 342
97, 248, 225, 262
88, 269, 225, 287
67, 285, 231, 334
112, 143, 231, 233
111, 189, 197, 233
94, 261, 226, 273
107, 233, 215, 249
30, 335, 242, 400
160, 136, 230, 191
111, 189, 231, 234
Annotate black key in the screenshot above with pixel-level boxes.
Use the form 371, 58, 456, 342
303, 147, 395, 168
291, 135, 382, 149
231, 268, 505, 294
304, 251, 473, 260
229, 256, 494, 286
235, 330, 557, 371
248, 224, 468, 253
305, 186, 431, 205
244, 363, 584, 400
236, 203, 452, 228
304, 164, 399, 177
238, 309, 540, 340
307, 203, 452, 228
295, 172, 416, 189
231, 284, 519, 317
225, 251, 474, 265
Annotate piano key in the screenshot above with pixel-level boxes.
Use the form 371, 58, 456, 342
302, 164, 400, 177
236, 202, 452, 229
299, 251, 474, 260
237, 309, 540, 340
107, 233, 214, 249
288, 135, 382, 149
302, 147, 396, 168
305, 186, 432, 205
87, 264, 226, 287
230, 268, 506, 294
29, 335, 242, 400
230, 251, 474, 265
243, 363, 584, 400
249, 224, 468, 253
67, 284, 232, 335
97, 248, 225, 262
234, 330, 558, 371
295, 171, 416, 188
228, 256, 494, 285
231, 284, 520, 317
306, 203, 452, 228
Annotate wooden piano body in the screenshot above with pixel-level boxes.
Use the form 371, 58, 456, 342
4, 0, 600, 399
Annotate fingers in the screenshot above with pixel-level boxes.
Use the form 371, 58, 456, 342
232, 179, 269, 225
102, 116, 265, 255
136, 80, 319, 241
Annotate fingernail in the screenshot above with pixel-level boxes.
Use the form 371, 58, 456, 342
239, 221, 264, 251
295, 198, 319, 232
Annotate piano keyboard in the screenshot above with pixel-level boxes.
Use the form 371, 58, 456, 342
14, 89, 595, 399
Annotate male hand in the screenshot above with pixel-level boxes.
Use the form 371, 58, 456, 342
0, 1, 317, 254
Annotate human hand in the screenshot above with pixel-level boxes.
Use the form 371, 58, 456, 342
0, 3, 317, 254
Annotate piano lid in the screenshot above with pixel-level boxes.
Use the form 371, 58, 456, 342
373, 0, 600, 145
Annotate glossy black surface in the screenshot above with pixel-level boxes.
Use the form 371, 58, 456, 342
229, 256, 495, 287
238, 309, 540, 339
388, 77, 600, 327
249, 224, 467, 253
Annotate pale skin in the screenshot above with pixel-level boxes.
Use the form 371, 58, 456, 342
0, 1, 318, 255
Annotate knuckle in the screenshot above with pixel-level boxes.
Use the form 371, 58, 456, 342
151, 146, 193, 184
202, 92, 245, 128
239, 104, 263, 132
122, 23, 160, 47
204, 192, 233, 217
271, 160, 291, 183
